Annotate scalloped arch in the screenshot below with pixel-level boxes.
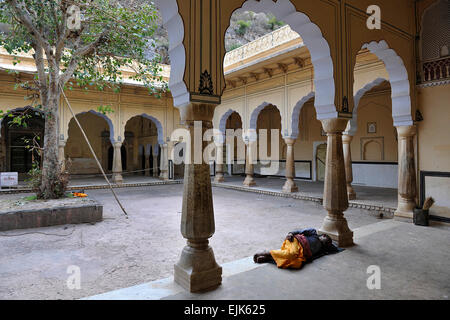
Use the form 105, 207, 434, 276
154, 0, 189, 107
156, 0, 337, 118
229, 0, 336, 120
362, 40, 413, 127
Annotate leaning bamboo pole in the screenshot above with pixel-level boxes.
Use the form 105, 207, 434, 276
60, 84, 129, 218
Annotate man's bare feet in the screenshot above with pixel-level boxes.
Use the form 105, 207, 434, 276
253, 251, 272, 263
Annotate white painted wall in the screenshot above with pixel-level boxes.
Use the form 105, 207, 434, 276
352, 163, 398, 188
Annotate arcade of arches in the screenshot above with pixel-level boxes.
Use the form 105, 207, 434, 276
0, 0, 448, 294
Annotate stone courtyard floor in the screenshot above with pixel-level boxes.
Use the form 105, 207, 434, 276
0, 183, 448, 300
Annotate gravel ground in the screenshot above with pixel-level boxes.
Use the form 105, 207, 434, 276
0, 184, 380, 300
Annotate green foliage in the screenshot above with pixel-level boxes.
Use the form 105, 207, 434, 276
0, 107, 43, 129
0, 0, 167, 199
97, 105, 115, 115
0, 0, 167, 96
236, 20, 251, 36
267, 14, 285, 31
25, 162, 43, 194
24, 195, 37, 201
228, 43, 242, 51
27, 159, 71, 199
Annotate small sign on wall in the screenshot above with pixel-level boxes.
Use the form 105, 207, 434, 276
1, 172, 18, 187
367, 122, 377, 134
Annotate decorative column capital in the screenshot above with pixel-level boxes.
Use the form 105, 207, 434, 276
396, 125, 416, 138
180, 103, 216, 123
283, 137, 296, 146
113, 141, 122, 148
342, 133, 353, 144
321, 118, 349, 134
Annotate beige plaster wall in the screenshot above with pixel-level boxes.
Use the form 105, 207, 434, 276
418, 85, 450, 172
352, 91, 398, 162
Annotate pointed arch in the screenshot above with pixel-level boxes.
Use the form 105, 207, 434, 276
346, 77, 388, 136
124, 114, 165, 145
290, 91, 315, 139
218, 108, 244, 135
0, 106, 44, 135
68, 110, 115, 143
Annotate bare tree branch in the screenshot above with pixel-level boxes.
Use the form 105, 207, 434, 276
32, 41, 48, 92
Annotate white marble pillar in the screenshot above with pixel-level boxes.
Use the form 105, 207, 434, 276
214, 137, 225, 183
282, 138, 298, 193
159, 143, 169, 180
318, 118, 353, 247
342, 134, 356, 200
394, 125, 417, 221
112, 141, 123, 185
58, 140, 66, 172
243, 141, 256, 187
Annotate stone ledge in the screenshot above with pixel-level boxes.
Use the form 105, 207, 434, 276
0, 179, 183, 195
0, 199, 103, 232
211, 182, 396, 216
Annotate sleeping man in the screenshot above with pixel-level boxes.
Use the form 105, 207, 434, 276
253, 228, 342, 269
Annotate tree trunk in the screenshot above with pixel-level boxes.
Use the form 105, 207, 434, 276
38, 83, 64, 199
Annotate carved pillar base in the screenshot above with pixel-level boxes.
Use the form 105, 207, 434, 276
243, 174, 256, 187
174, 240, 222, 293
394, 196, 415, 221
319, 211, 354, 247
214, 172, 225, 183
282, 179, 298, 193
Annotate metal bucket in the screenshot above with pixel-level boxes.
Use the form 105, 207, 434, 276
413, 207, 429, 226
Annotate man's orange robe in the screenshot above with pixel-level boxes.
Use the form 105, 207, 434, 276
270, 237, 306, 269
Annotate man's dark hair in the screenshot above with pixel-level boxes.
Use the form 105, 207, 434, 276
319, 233, 332, 244
320, 234, 339, 254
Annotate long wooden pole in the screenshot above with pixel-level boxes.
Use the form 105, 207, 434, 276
60, 85, 129, 218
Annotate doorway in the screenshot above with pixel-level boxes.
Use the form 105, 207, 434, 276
316, 143, 327, 182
